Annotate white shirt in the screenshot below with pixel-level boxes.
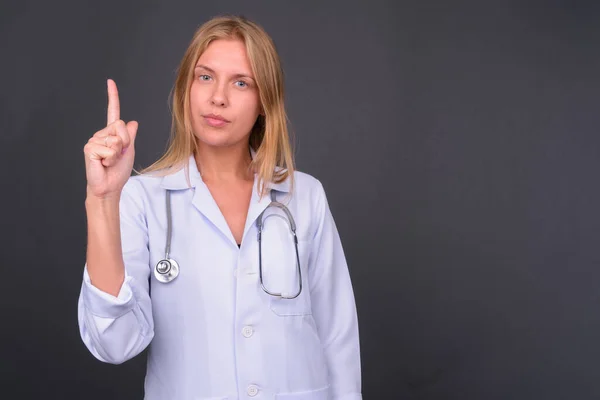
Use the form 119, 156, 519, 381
77, 153, 362, 399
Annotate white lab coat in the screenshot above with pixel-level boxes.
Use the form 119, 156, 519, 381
77, 152, 362, 400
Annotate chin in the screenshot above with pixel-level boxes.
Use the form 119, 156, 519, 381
196, 137, 231, 148
194, 133, 245, 149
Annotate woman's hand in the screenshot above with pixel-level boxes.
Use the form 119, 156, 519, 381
83, 79, 139, 200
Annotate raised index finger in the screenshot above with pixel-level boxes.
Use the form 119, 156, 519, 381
106, 78, 120, 126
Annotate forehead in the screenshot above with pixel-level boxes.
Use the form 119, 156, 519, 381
196, 39, 253, 75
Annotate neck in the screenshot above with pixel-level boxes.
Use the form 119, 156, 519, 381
195, 143, 254, 184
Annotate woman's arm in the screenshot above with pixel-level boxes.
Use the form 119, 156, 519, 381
309, 181, 362, 400
77, 180, 154, 364
85, 188, 126, 296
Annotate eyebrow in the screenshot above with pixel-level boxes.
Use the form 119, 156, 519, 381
194, 64, 255, 81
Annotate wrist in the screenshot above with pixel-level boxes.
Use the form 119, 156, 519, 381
85, 189, 121, 209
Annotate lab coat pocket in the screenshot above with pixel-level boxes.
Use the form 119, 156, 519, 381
275, 385, 330, 399
266, 239, 312, 316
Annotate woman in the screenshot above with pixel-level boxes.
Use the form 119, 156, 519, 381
79, 15, 361, 400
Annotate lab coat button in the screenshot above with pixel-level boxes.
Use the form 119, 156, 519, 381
247, 384, 259, 396
242, 326, 254, 338
233, 269, 238, 277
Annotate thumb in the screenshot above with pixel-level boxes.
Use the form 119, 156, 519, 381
126, 120, 139, 143
121, 121, 139, 154
121, 121, 138, 156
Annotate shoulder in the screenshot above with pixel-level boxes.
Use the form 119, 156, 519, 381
288, 169, 327, 202
285, 170, 335, 240
120, 170, 174, 212
122, 173, 163, 197
292, 169, 322, 190
287, 170, 332, 226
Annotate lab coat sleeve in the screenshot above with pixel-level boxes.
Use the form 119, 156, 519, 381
309, 181, 362, 400
77, 179, 154, 364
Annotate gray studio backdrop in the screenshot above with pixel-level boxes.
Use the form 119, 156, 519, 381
2, 0, 600, 399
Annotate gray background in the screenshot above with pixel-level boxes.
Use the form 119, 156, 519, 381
1, 0, 600, 399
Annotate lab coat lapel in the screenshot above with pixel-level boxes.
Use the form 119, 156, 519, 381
243, 147, 292, 241
162, 152, 290, 246
194, 173, 279, 247
243, 178, 273, 241
243, 175, 291, 243
190, 181, 238, 245
161, 155, 237, 245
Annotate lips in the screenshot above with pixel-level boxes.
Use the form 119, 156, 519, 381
203, 113, 229, 122
203, 113, 230, 127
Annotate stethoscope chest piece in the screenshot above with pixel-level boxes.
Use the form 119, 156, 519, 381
154, 258, 180, 283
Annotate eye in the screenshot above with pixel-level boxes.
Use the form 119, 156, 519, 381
235, 80, 248, 88
198, 74, 211, 81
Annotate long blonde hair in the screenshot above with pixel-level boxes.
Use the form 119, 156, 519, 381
137, 15, 295, 197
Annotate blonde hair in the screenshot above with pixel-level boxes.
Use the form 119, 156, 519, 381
137, 15, 295, 197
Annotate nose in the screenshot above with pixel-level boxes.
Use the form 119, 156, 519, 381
210, 83, 228, 107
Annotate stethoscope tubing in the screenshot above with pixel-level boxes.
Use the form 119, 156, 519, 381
154, 189, 302, 299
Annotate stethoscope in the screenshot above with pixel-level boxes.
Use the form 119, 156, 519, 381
153, 189, 179, 284
154, 189, 302, 299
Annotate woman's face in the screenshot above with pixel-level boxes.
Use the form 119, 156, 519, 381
189, 38, 261, 148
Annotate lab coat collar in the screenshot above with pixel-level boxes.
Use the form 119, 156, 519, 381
158, 147, 290, 247
159, 147, 290, 192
